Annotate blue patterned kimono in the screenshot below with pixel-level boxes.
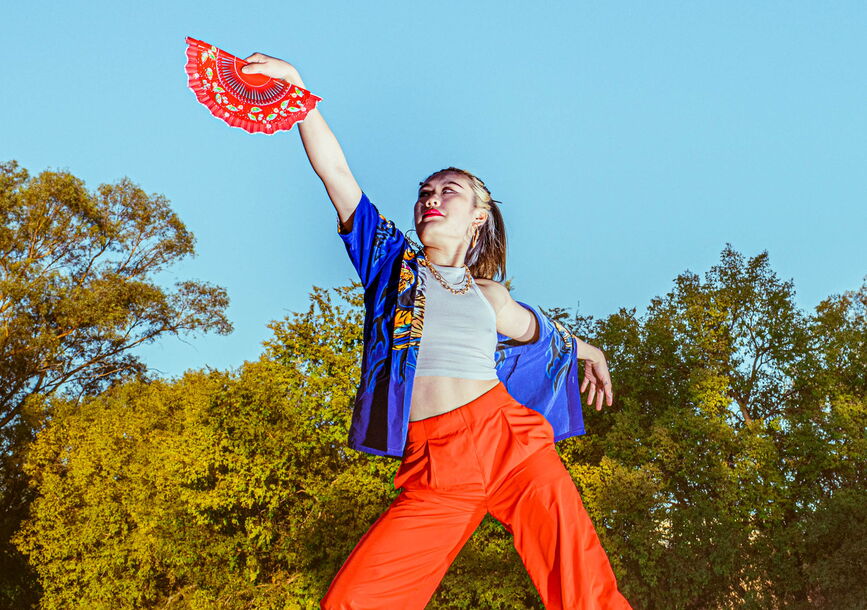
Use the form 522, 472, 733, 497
338, 191, 586, 457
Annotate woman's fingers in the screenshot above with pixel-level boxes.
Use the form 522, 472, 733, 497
242, 54, 269, 74
238, 53, 300, 85
581, 360, 595, 394
582, 359, 615, 410
241, 53, 270, 73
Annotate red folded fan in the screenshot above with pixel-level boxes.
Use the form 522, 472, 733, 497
184, 36, 322, 134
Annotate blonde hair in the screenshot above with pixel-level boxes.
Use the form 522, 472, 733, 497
420, 167, 507, 282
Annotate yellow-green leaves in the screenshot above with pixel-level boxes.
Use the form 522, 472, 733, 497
8, 244, 867, 608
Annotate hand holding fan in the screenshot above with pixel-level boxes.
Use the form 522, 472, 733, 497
185, 37, 322, 134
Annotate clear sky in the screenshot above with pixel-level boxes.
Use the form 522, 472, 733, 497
2, 1, 865, 379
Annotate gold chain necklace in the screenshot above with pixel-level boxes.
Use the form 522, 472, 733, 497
418, 256, 472, 295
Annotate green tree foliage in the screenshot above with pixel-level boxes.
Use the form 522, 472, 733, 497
14, 285, 541, 608
0, 160, 231, 608
13, 247, 867, 608
552, 245, 867, 609
0, 160, 232, 430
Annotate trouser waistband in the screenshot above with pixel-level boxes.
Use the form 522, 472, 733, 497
406, 381, 518, 443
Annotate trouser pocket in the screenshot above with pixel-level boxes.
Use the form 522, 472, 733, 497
499, 403, 555, 459
396, 429, 487, 492
394, 437, 436, 490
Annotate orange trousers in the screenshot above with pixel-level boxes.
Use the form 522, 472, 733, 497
321, 382, 632, 609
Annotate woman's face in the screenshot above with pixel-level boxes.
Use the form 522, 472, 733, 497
414, 172, 485, 249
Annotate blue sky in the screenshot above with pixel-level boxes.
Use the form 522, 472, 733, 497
2, 2, 865, 378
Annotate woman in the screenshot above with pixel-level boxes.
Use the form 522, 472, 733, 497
242, 53, 633, 610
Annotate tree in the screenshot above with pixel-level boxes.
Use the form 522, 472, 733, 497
13, 247, 866, 608
0, 160, 232, 431
553, 244, 866, 608
0, 160, 231, 608
15, 284, 542, 608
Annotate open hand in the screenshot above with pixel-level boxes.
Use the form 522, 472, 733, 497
581, 354, 614, 411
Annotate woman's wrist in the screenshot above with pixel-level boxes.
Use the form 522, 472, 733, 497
574, 337, 603, 364
282, 70, 305, 88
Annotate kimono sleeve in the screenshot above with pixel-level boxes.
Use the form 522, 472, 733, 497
497, 302, 585, 440
337, 192, 407, 288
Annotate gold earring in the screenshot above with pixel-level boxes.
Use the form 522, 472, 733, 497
470, 225, 479, 249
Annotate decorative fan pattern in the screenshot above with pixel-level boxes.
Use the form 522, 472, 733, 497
185, 36, 322, 134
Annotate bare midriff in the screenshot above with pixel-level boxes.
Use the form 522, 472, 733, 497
409, 375, 501, 421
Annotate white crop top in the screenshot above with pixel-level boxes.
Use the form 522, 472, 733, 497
415, 263, 499, 380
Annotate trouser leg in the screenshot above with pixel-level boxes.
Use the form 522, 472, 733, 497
320, 487, 487, 610
488, 444, 633, 610
321, 386, 497, 610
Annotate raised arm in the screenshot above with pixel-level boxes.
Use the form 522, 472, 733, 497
241, 53, 362, 230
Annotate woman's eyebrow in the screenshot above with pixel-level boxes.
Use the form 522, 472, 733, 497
418, 181, 464, 191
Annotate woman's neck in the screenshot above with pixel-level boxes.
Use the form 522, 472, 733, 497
423, 245, 467, 267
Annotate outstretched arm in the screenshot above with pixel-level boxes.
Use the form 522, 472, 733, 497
480, 279, 614, 411
241, 53, 362, 229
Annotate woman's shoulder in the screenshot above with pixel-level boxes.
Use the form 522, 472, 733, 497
473, 278, 509, 313
474, 278, 540, 342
